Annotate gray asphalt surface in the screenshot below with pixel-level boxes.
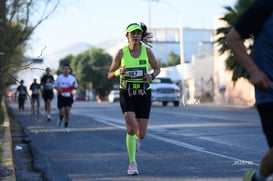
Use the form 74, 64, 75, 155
6, 99, 271, 181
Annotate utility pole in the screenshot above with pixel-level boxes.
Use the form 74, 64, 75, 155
150, 0, 185, 104
146, 0, 184, 64
146, 0, 158, 29
158, 1, 185, 93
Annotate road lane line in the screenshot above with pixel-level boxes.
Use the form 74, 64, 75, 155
152, 110, 259, 122
73, 112, 259, 166
148, 134, 258, 166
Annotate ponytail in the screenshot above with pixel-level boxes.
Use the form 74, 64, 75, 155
140, 22, 153, 48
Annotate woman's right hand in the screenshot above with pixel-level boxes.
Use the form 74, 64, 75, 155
119, 67, 126, 75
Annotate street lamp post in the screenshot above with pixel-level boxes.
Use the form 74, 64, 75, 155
158, 1, 184, 61
160, 1, 185, 94
145, 0, 185, 97
146, 0, 159, 29
178, 13, 185, 77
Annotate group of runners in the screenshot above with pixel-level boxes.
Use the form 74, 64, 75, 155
16, 64, 78, 133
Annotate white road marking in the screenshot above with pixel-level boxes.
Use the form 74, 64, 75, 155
72, 112, 259, 166
152, 109, 259, 122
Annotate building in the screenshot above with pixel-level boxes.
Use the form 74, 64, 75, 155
151, 27, 213, 63
151, 27, 215, 102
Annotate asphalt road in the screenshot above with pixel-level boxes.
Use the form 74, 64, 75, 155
7, 99, 269, 181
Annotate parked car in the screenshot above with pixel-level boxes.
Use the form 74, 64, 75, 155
150, 77, 181, 106
108, 90, 120, 103
6, 84, 17, 102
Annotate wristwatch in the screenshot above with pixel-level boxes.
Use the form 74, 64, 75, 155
150, 73, 155, 80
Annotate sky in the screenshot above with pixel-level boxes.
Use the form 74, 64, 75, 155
26, 0, 237, 57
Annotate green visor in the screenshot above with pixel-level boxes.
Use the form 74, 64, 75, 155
126, 24, 143, 33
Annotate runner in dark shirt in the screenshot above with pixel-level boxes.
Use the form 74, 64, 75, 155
16, 80, 27, 112
29, 78, 41, 114
41, 67, 55, 121
226, 0, 273, 180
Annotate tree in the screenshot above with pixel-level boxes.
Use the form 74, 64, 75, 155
158, 51, 180, 68
57, 48, 115, 99
56, 55, 74, 74
167, 51, 180, 66
71, 51, 94, 87
0, 0, 60, 103
215, 0, 254, 83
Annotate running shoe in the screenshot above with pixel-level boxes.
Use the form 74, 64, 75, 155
64, 128, 70, 133
127, 162, 139, 175
136, 139, 141, 152
57, 119, 62, 127
243, 169, 256, 181
47, 115, 51, 121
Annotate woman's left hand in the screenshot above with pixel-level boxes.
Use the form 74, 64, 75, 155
143, 73, 153, 82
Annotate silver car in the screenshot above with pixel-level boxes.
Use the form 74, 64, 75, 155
150, 77, 181, 106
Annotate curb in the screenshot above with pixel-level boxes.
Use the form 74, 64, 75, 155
1, 103, 16, 181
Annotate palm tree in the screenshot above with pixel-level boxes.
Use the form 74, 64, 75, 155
215, 0, 254, 83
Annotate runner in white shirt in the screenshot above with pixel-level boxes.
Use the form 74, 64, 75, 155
54, 64, 78, 133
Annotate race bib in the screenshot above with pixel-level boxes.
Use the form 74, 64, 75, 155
124, 68, 145, 79
61, 92, 71, 97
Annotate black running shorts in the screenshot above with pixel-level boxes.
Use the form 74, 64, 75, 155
120, 89, 151, 119
43, 90, 54, 100
257, 102, 273, 147
57, 95, 74, 109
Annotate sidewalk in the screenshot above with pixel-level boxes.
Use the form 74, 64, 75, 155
1, 101, 44, 181
0, 103, 16, 181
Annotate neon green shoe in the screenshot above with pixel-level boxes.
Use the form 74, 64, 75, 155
243, 169, 256, 181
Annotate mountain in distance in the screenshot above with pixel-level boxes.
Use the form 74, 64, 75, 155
95, 38, 126, 56
18, 42, 95, 84
42, 42, 93, 70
